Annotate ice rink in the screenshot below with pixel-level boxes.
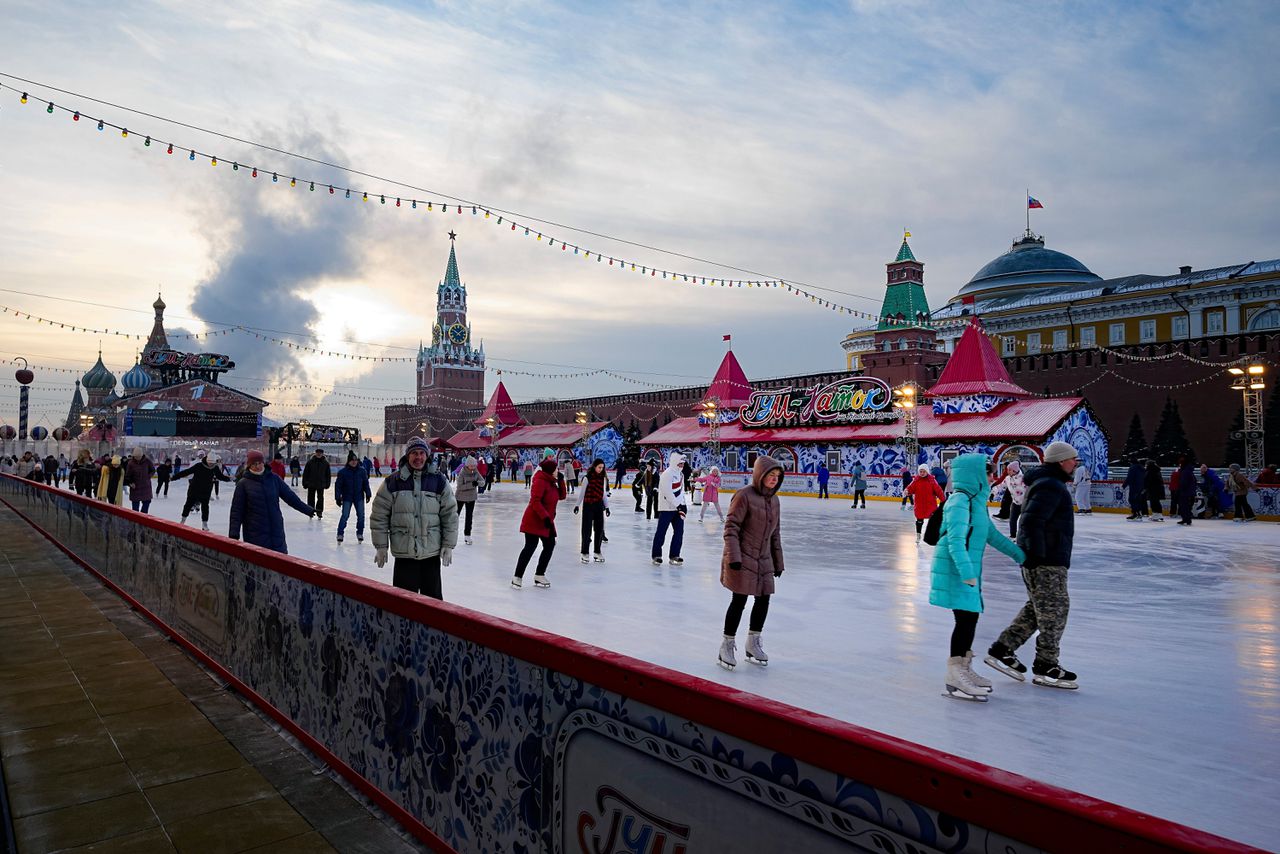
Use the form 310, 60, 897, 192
139, 474, 1278, 848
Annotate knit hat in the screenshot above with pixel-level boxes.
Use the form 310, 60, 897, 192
246, 450, 265, 466
1042, 441, 1078, 464
406, 436, 430, 455
918, 463, 930, 475
347, 450, 358, 463
313, 447, 325, 455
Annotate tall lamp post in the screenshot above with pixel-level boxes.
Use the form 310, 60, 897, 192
1229, 364, 1266, 474
575, 411, 591, 462
701, 397, 721, 466
893, 383, 918, 469
486, 416, 498, 473
14, 358, 34, 450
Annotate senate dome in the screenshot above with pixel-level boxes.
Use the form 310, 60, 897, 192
954, 233, 1101, 301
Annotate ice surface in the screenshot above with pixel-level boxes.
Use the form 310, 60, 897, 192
139, 477, 1278, 848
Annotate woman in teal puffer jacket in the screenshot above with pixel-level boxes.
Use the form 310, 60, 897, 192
929, 453, 1024, 702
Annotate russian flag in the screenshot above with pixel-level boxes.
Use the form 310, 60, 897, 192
1027, 196, 1044, 209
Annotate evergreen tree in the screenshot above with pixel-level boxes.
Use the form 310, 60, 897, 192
1122, 413, 1148, 461
648, 417, 659, 435
663, 413, 672, 426
1224, 407, 1245, 466
625, 420, 643, 466
1151, 396, 1193, 465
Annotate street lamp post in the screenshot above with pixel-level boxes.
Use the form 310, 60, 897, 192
893, 384, 918, 469
1229, 364, 1266, 474
701, 397, 721, 467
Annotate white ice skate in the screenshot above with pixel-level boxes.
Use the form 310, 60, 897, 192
510, 577, 523, 589
745, 632, 769, 666
963, 651, 993, 691
465, 537, 473, 545
1031, 664, 1079, 690
718, 635, 737, 670
201, 522, 210, 532
580, 554, 589, 564
534, 577, 551, 589
592, 555, 606, 563
179, 515, 189, 526
944, 656, 989, 702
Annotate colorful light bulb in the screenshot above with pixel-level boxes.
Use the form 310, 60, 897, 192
189, 150, 196, 160
251, 166, 257, 176
211, 155, 217, 166
411, 199, 416, 209
232, 162, 238, 171
97, 120, 104, 131
395, 198, 400, 207
345, 189, 351, 198
121, 128, 129, 137
309, 181, 315, 191
380, 195, 385, 204
46, 101, 53, 113
329, 185, 334, 194
290, 177, 296, 187
144, 136, 151, 146
72, 111, 79, 121
168, 144, 174, 154
272, 172, 278, 182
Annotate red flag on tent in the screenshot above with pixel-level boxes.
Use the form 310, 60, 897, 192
723, 334, 731, 341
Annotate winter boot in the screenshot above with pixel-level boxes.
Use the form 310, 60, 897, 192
944, 656, 989, 702
1031, 662, 1079, 690
984, 643, 1027, 682
745, 632, 768, 666
717, 635, 737, 670
963, 650, 993, 691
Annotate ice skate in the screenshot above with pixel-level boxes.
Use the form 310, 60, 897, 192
963, 650, 993, 691
534, 577, 551, 589
1151, 514, 1164, 522
357, 535, 363, 543
179, 515, 189, 526
944, 656, 988, 702
336, 535, 343, 544
745, 632, 769, 666
201, 522, 210, 532
669, 557, 684, 566
1032, 663, 1078, 690
652, 557, 663, 565
465, 537, 473, 545
593, 555, 606, 563
580, 554, 589, 564
984, 644, 1027, 682
510, 577, 523, 588
718, 635, 737, 670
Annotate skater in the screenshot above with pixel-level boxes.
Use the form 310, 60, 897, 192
173, 453, 231, 530
96, 455, 127, 505
454, 456, 482, 545
697, 466, 724, 522
523, 459, 534, 489
991, 460, 1014, 520
1123, 458, 1148, 520
302, 449, 331, 518
681, 458, 694, 495
572, 458, 583, 492
43, 454, 59, 487
26, 462, 45, 483
513, 454, 566, 588
373, 457, 382, 477
1226, 463, 1256, 522
652, 452, 688, 565
1199, 464, 1228, 519
1144, 460, 1166, 521
614, 459, 627, 490
631, 464, 645, 512
1174, 455, 1197, 525
172, 455, 183, 477
1002, 460, 1026, 537
334, 451, 373, 544
574, 458, 610, 563
486, 455, 498, 491
987, 441, 1080, 690
1072, 460, 1092, 514
72, 450, 97, 497
371, 437, 457, 600
156, 457, 172, 497
289, 454, 302, 486
905, 464, 944, 543
899, 467, 913, 510
931, 454, 1025, 702
850, 462, 867, 509
717, 455, 786, 671
15, 452, 35, 479
644, 459, 660, 520
229, 451, 314, 553
123, 447, 155, 514
816, 461, 830, 499
477, 457, 489, 494
270, 454, 288, 479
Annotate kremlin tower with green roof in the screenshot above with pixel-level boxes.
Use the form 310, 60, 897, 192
878, 234, 932, 331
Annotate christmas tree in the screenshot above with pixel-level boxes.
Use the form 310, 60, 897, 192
1225, 407, 1245, 466
1151, 397, 1193, 465
1122, 413, 1148, 461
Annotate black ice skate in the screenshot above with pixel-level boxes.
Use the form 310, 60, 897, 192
984, 644, 1027, 682
1031, 663, 1078, 690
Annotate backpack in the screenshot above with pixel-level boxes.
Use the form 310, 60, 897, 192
923, 495, 975, 549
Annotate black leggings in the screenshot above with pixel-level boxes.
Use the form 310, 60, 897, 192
457, 500, 475, 536
951, 610, 979, 658
182, 495, 211, 522
393, 556, 442, 600
1234, 495, 1255, 520
515, 533, 555, 578
580, 503, 605, 555
1148, 498, 1163, 515
724, 593, 770, 635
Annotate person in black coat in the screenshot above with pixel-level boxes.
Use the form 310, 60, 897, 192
1144, 460, 1166, 520
229, 451, 313, 553
173, 453, 231, 530
1174, 455, 1198, 525
156, 458, 172, 497
301, 449, 332, 518
1123, 459, 1148, 520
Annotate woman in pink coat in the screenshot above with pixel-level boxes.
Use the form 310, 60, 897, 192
717, 456, 785, 671
696, 466, 724, 522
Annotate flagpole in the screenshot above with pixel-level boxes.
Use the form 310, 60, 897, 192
1026, 188, 1030, 234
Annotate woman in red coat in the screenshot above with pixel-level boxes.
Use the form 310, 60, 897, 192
513, 456, 567, 588
906, 463, 945, 543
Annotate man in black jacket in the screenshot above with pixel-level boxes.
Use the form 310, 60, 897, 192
302, 449, 332, 519
986, 441, 1080, 690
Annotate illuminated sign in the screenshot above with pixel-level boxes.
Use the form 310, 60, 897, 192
739, 378, 895, 427
145, 350, 235, 371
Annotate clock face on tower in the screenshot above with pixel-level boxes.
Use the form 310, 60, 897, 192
447, 323, 468, 345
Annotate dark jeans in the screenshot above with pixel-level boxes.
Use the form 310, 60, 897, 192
457, 500, 475, 536
182, 496, 211, 522
307, 487, 325, 515
901, 491, 913, 507
1178, 493, 1194, 523
1009, 503, 1021, 538
130, 499, 151, 515
1128, 492, 1147, 517
338, 499, 365, 538
393, 556, 442, 600
580, 503, 605, 555
515, 533, 555, 578
1148, 498, 1163, 515
1234, 495, 1255, 520
852, 489, 866, 507
818, 482, 829, 498
652, 511, 684, 559
615, 470, 626, 488
645, 490, 658, 519
633, 485, 644, 511
995, 490, 1012, 518
725, 593, 770, 635
156, 476, 169, 496
950, 610, 979, 658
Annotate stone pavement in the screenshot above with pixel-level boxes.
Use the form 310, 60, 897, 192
0, 503, 428, 853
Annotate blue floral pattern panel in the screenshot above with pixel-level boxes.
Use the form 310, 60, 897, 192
931, 394, 1013, 415
1045, 407, 1109, 481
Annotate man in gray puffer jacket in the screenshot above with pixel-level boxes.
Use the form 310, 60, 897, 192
370, 437, 458, 600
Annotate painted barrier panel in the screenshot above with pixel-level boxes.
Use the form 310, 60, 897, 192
0, 475, 1261, 853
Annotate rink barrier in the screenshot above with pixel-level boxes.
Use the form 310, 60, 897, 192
0, 474, 1264, 854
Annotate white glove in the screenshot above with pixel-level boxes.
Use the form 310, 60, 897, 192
440, 548, 453, 568
374, 547, 388, 568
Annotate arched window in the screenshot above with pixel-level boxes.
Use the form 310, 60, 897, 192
768, 447, 798, 471
1248, 308, 1280, 331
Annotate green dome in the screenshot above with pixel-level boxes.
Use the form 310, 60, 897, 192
82, 354, 117, 391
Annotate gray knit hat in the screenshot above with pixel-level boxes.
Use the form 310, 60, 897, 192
1042, 441, 1078, 464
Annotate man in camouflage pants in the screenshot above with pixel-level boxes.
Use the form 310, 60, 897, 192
986, 441, 1080, 689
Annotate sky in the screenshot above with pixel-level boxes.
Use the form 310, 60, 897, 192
1, 0, 1277, 441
